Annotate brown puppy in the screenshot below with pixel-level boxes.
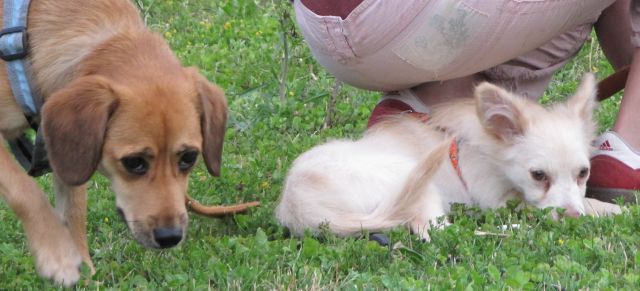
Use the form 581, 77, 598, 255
0, 0, 226, 286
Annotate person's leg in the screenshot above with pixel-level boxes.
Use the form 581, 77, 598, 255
294, 0, 615, 92
409, 20, 595, 112
594, 0, 639, 149
613, 50, 640, 150
599, 0, 640, 149
596, 0, 633, 70
588, 0, 640, 202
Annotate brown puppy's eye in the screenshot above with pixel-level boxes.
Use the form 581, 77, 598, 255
530, 170, 547, 182
578, 167, 589, 179
179, 151, 199, 171
121, 156, 149, 176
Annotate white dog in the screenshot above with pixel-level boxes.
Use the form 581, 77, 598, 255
276, 75, 622, 240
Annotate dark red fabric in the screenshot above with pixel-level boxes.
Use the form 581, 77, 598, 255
588, 155, 640, 190
367, 99, 425, 128
300, 0, 364, 19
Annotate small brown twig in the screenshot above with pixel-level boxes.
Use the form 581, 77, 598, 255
186, 195, 260, 218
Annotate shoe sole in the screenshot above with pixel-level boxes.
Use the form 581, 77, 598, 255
587, 187, 639, 204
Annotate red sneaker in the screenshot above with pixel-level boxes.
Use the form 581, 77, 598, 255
588, 131, 640, 203
367, 90, 429, 128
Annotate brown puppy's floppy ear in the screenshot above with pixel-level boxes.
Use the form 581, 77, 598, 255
188, 68, 227, 176
41, 75, 119, 186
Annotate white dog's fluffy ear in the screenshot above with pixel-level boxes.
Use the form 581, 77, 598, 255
568, 73, 598, 123
475, 82, 526, 143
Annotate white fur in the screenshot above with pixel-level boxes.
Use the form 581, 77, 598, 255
276, 74, 622, 240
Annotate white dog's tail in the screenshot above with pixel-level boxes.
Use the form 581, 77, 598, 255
331, 140, 450, 236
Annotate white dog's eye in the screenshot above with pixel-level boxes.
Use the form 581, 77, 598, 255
530, 170, 547, 182
578, 167, 589, 179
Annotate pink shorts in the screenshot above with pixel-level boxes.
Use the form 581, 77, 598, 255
294, 0, 616, 94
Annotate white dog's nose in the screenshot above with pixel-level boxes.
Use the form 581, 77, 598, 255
563, 207, 581, 218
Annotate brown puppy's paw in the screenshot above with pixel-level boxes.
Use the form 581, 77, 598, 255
31, 225, 83, 287
87, 260, 96, 276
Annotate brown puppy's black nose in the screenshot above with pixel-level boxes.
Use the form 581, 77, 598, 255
153, 227, 183, 248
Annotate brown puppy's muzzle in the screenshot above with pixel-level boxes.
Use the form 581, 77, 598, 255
117, 206, 188, 249
152, 227, 183, 248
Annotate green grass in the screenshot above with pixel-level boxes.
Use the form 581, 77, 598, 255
1, 0, 639, 289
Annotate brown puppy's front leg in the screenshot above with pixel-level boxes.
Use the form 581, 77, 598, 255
53, 176, 95, 274
0, 136, 82, 287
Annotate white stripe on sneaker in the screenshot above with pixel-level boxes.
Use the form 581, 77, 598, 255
592, 131, 640, 170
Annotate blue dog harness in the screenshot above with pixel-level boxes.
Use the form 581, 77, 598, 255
1, 0, 51, 176
0, 0, 41, 115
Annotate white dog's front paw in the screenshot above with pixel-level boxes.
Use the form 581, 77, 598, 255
583, 197, 623, 216
32, 233, 83, 287
410, 218, 449, 242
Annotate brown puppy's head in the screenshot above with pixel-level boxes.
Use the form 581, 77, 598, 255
41, 68, 226, 249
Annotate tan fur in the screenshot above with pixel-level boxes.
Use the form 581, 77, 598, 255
0, 0, 227, 286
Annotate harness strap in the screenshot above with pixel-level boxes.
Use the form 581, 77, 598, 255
448, 138, 468, 190
410, 112, 469, 190
0, 0, 41, 116
1, 0, 50, 176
